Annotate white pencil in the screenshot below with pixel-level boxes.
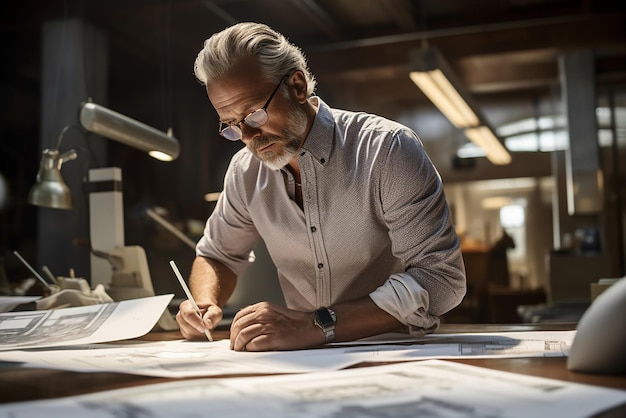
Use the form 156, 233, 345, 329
169, 260, 213, 341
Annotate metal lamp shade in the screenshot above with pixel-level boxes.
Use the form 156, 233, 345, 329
27, 149, 75, 209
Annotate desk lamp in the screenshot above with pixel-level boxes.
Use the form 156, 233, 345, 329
27, 148, 77, 209
29, 101, 179, 209
28, 125, 80, 209
28, 101, 180, 318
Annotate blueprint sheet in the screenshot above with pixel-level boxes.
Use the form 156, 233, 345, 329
0, 294, 173, 350
1, 359, 624, 418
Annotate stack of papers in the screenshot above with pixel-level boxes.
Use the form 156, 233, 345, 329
0, 295, 624, 417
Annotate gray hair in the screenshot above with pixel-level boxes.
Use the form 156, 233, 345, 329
194, 22, 317, 96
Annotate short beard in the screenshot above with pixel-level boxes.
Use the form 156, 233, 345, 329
256, 103, 308, 170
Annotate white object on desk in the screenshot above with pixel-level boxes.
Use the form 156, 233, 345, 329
568, 277, 626, 374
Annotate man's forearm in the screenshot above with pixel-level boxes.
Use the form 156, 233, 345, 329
189, 256, 237, 308
331, 297, 404, 342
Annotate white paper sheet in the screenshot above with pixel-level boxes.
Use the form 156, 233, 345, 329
0, 294, 173, 350
0, 339, 361, 377
337, 330, 575, 360
0, 330, 575, 378
1, 359, 624, 418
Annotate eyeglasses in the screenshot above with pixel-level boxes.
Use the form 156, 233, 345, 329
218, 74, 289, 141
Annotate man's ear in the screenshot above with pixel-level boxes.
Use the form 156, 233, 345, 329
288, 71, 309, 104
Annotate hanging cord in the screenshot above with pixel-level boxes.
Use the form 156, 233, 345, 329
47, 0, 71, 148
159, 0, 174, 133
79, 0, 91, 100
418, 0, 429, 49
166, 0, 174, 132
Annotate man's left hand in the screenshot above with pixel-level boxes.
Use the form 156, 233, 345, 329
229, 302, 323, 351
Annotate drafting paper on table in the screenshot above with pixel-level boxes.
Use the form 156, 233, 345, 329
331, 330, 575, 361
0, 339, 362, 377
1, 359, 625, 418
0, 330, 575, 378
0, 294, 173, 350
334, 330, 578, 365
333, 330, 575, 346
0, 296, 40, 313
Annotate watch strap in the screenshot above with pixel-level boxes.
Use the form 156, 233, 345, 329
314, 307, 336, 343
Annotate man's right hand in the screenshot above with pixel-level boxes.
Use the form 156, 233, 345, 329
176, 300, 223, 340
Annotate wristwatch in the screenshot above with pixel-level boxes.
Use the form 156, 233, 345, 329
313, 307, 337, 343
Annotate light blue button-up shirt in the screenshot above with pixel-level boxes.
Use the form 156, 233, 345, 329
197, 97, 466, 335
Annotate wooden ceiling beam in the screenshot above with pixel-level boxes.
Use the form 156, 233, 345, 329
306, 13, 626, 77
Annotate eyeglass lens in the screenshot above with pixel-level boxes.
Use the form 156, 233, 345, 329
219, 75, 287, 141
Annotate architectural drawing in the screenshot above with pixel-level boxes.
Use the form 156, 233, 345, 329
0, 303, 116, 347
0, 294, 173, 351
1, 359, 624, 418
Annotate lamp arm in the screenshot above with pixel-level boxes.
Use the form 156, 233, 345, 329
58, 150, 78, 166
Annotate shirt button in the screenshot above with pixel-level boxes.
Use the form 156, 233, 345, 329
317, 263, 324, 269
311, 226, 317, 232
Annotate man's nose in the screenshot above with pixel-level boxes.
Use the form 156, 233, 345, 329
240, 124, 261, 142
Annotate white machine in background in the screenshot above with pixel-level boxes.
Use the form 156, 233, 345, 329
88, 167, 153, 299
89, 167, 177, 330
97, 246, 154, 301
89, 167, 124, 287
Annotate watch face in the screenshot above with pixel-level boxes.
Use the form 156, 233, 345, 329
315, 308, 335, 327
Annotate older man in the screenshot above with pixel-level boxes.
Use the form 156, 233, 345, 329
176, 22, 466, 351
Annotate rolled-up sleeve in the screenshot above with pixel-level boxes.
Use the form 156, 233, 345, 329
369, 272, 440, 336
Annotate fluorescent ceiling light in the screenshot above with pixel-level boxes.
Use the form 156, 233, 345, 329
409, 69, 479, 128
409, 47, 511, 165
464, 126, 512, 165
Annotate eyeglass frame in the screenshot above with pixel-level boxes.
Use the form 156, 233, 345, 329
218, 74, 290, 141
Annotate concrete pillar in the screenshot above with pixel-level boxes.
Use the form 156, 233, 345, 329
36, 18, 109, 279
559, 50, 602, 215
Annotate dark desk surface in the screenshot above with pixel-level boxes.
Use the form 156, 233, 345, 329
1, 323, 625, 416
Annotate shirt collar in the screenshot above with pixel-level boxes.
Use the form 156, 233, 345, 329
299, 96, 333, 166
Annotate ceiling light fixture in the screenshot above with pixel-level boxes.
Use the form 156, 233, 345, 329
79, 100, 180, 162
464, 126, 511, 166
409, 47, 511, 165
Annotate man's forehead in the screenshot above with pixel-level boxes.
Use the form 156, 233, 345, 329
206, 57, 276, 118
207, 75, 272, 122
217, 57, 266, 86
